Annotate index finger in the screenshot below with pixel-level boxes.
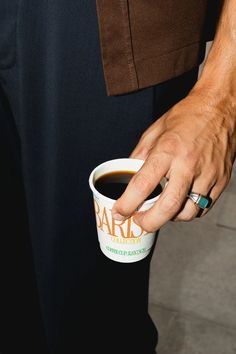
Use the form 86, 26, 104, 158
111, 154, 171, 220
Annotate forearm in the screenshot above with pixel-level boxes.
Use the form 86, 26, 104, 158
193, 0, 236, 111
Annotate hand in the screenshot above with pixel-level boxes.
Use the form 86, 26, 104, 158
112, 90, 236, 232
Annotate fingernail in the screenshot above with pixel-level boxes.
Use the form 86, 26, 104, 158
113, 213, 125, 221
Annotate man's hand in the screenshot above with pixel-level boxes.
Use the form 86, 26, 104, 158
112, 0, 236, 232
111, 91, 236, 232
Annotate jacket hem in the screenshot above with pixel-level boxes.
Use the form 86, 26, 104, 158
107, 41, 205, 96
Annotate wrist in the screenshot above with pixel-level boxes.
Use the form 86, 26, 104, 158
191, 43, 236, 119
193, 0, 236, 107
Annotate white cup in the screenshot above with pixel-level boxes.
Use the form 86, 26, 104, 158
89, 158, 167, 263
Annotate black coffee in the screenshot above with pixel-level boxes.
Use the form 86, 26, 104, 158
95, 170, 162, 200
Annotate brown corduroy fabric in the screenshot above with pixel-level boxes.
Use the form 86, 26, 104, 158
96, 0, 223, 96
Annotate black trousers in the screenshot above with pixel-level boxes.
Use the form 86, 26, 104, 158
0, 1, 200, 353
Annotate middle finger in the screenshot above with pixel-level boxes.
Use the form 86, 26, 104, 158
133, 167, 193, 232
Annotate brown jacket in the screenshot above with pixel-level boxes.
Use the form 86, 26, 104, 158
96, 0, 223, 96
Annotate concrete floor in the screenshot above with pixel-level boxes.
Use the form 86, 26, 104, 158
149, 41, 236, 354
149, 162, 236, 353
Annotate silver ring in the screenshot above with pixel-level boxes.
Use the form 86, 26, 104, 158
187, 192, 211, 209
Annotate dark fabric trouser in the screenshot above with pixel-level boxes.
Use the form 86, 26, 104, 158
0, 1, 201, 353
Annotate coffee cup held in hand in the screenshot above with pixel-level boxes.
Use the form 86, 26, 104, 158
89, 158, 167, 263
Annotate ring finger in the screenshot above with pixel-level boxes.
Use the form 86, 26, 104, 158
173, 177, 216, 221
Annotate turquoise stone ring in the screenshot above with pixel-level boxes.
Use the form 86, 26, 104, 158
187, 192, 211, 209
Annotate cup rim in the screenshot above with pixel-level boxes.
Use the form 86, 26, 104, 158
88, 158, 166, 205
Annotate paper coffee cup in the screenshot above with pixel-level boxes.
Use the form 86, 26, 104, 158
89, 158, 167, 263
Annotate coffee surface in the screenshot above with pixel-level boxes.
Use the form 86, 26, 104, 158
95, 170, 162, 200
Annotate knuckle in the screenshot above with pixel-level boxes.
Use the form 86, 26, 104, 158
185, 150, 199, 165
115, 204, 127, 216
114, 199, 130, 216
159, 133, 181, 153
115, 205, 128, 216
180, 169, 194, 184
139, 220, 157, 233
132, 172, 155, 195
160, 195, 182, 214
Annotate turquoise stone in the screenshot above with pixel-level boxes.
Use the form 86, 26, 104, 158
198, 196, 209, 209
